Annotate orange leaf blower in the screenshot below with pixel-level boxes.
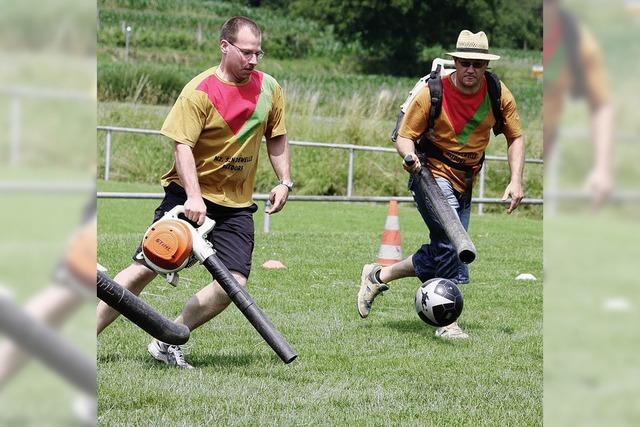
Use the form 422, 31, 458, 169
140, 206, 297, 364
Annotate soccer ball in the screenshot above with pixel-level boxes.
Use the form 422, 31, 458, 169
415, 278, 464, 327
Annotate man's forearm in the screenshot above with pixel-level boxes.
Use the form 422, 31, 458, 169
266, 134, 291, 181
395, 136, 416, 158
174, 143, 202, 198
590, 103, 613, 173
507, 135, 525, 183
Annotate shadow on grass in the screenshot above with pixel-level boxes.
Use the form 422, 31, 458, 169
382, 319, 433, 336
132, 353, 260, 371
99, 347, 268, 369
190, 352, 262, 368
97, 352, 127, 363
383, 319, 481, 344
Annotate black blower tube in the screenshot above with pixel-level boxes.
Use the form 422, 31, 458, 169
0, 294, 96, 394
202, 254, 297, 364
97, 271, 190, 345
404, 155, 477, 264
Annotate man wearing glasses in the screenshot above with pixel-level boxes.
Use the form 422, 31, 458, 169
96, 16, 292, 368
357, 30, 525, 339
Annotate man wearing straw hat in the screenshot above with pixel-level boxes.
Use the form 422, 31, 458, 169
358, 30, 525, 339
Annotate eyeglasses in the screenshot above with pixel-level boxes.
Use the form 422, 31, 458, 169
457, 59, 488, 69
226, 41, 264, 60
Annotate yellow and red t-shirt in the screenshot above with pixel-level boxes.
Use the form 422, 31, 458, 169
398, 74, 522, 193
160, 67, 286, 208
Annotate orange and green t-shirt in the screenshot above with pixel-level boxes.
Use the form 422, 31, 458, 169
398, 74, 522, 193
160, 66, 286, 208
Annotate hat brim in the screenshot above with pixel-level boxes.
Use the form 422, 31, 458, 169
447, 51, 500, 61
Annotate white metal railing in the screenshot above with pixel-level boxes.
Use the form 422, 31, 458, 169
95, 191, 543, 233
1, 86, 93, 166
96, 191, 544, 205
96, 125, 544, 212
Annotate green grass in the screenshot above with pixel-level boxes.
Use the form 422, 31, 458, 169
545, 213, 640, 426
97, 198, 542, 425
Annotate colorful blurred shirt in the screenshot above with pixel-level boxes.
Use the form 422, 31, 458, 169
543, 17, 609, 136
398, 74, 522, 193
160, 67, 286, 207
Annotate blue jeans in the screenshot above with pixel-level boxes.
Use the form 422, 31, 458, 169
409, 175, 471, 284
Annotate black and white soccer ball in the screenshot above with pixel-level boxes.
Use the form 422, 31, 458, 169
415, 278, 464, 327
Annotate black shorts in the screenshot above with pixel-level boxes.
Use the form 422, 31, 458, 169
134, 182, 258, 278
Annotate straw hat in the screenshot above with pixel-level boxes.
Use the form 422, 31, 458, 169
446, 30, 500, 61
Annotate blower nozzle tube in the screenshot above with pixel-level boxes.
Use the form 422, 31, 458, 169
202, 254, 297, 364
404, 154, 477, 264
97, 271, 190, 345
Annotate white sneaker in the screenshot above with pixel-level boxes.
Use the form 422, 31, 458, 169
148, 340, 194, 369
435, 322, 469, 339
167, 344, 194, 369
357, 264, 389, 318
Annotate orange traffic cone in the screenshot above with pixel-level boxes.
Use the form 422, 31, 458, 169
376, 200, 402, 266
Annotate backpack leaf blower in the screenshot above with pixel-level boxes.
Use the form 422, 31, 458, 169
139, 205, 297, 364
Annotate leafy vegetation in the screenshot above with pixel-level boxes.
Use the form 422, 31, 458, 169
279, 0, 543, 75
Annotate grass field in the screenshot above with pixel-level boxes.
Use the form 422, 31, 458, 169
97, 197, 542, 425
545, 212, 640, 426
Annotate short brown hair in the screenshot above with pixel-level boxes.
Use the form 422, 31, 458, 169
220, 16, 261, 43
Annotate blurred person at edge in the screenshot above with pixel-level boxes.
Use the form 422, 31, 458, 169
96, 16, 292, 369
543, 0, 614, 208
0, 202, 96, 422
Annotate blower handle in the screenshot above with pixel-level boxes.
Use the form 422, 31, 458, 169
163, 205, 215, 239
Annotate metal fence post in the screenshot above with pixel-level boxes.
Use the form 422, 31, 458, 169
124, 26, 132, 63
9, 95, 21, 166
196, 23, 203, 45
478, 162, 486, 215
104, 130, 112, 181
546, 146, 559, 217
263, 200, 271, 233
347, 148, 354, 197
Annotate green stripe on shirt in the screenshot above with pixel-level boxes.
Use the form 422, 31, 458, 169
457, 92, 490, 145
236, 74, 277, 145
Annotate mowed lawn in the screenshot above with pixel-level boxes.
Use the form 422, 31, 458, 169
97, 198, 542, 426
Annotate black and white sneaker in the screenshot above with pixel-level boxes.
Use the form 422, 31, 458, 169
148, 340, 194, 369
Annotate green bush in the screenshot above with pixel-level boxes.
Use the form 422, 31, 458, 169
98, 63, 198, 104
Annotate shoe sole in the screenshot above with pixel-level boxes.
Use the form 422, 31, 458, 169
435, 330, 469, 339
357, 265, 376, 318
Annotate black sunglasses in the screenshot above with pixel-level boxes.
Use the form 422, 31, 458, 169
457, 59, 488, 69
